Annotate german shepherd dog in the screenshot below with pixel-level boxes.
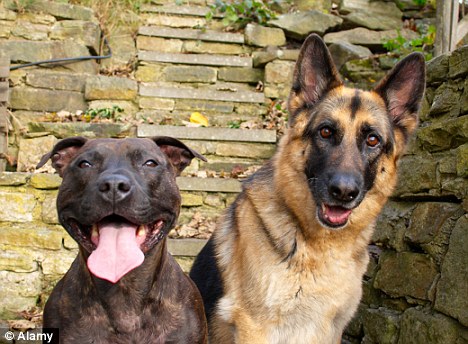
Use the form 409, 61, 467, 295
189, 34, 425, 343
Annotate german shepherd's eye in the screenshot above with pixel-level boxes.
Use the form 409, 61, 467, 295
366, 134, 380, 147
78, 160, 92, 169
144, 160, 158, 168
319, 127, 334, 139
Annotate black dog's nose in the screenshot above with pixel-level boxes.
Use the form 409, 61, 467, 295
98, 175, 132, 202
328, 174, 361, 203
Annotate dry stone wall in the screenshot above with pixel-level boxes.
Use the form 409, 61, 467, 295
343, 46, 468, 344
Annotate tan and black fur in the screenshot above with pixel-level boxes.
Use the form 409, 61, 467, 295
190, 34, 425, 343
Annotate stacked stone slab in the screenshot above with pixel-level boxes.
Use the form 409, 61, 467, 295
135, 4, 274, 127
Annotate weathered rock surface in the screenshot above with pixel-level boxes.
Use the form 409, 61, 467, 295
374, 251, 438, 300
324, 28, 418, 49
50, 20, 101, 54
85, 75, 138, 100
10, 87, 87, 112
340, 0, 403, 31
264, 60, 295, 98
398, 308, 468, 344
434, 216, 468, 327
417, 116, 468, 152
448, 45, 468, 79
28, 122, 134, 139
163, 65, 217, 83
5, 0, 95, 21
17, 136, 58, 173
328, 42, 372, 70
218, 67, 264, 83
0, 271, 42, 319
25, 70, 87, 92
362, 308, 401, 344
0, 192, 36, 222
269, 10, 343, 39
0, 40, 98, 74
244, 23, 286, 47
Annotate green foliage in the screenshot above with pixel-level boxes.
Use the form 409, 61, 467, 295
227, 120, 244, 129
11, 0, 34, 13
206, 0, 280, 29
83, 105, 124, 122
412, 0, 427, 6
382, 24, 436, 61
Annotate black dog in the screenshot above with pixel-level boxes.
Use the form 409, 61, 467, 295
37, 136, 208, 343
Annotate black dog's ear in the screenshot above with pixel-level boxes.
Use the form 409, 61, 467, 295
36, 136, 88, 177
288, 33, 342, 125
151, 136, 207, 176
373, 52, 426, 142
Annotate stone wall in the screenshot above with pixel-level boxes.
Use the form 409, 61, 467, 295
0, 170, 233, 319
343, 46, 468, 343
0, 122, 279, 319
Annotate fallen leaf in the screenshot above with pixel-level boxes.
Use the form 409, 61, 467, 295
189, 112, 209, 127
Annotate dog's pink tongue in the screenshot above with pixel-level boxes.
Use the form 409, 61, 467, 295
326, 206, 352, 224
87, 223, 144, 284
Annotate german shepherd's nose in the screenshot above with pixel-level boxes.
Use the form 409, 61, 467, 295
98, 174, 133, 202
328, 173, 361, 203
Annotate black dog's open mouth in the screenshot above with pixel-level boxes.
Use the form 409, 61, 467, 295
68, 215, 165, 283
317, 204, 353, 229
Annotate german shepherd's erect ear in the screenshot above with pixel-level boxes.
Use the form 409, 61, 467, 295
287, 34, 342, 125
373, 52, 426, 145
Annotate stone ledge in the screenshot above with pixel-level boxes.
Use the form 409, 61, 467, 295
138, 51, 252, 67
0, 40, 98, 74
138, 124, 276, 143
176, 176, 241, 193
30, 174, 62, 190
0, 173, 29, 186
167, 238, 207, 257
140, 4, 219, 18
139, 26, 244, 44
324, 28, 419, 48
10, 87, 87, 112
139, 84, 264, 103
28, 122, 135, 139
5, 0, 95, 21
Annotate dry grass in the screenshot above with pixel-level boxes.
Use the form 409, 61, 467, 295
70, 0, 146, 37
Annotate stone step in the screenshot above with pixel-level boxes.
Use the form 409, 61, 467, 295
139, 84, 265, 103
140, 4, 216, 18
138, 124, 276, 143
167, 238, 207, 257
177, 176, 241, 193
139, 26, 244, 44
139, 51, 252, 67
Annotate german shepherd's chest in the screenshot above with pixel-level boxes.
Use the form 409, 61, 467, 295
243, 242, 368, 343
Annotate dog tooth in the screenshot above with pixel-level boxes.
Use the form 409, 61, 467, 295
137, 226, 146, 237
91, 224, 98, 237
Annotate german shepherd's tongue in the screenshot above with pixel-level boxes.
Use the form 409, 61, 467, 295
324, 205, 352, 225
87, 222, 144, 283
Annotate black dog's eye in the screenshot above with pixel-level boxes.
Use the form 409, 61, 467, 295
366, 134, 380, 147
144, 160, 158, 168
78, 160, 92, 169
319, 126, 333, 139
